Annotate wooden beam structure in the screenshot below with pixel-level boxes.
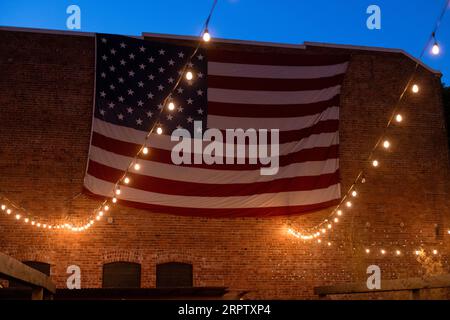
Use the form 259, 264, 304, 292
0, 252, 56, 300
314, 274, 450, 299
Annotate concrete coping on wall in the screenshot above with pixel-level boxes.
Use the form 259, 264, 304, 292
0, 25, 441, 76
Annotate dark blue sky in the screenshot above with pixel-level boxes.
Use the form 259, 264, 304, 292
1, 0, 449, 83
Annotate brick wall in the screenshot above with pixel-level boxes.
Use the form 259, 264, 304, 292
0, 29, 449, 299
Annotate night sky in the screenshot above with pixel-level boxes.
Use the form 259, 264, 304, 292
1, 0, 449, 83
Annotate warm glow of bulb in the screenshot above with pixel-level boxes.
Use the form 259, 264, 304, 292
412, 84, 419, 93
142, 147, 149, 155
346, 201, 352, 208
31, 221, 35, 226
203, 31, 211, 42
96, 216, 101, 221
99, 211, 104, 217
156, 127, 163, 135
37, 223, 41, 227
115, 188, 121, 195
337, 210, 342, 216
415, 250, 421, 255
186, 71, 193, 80
327, 224, 332, 229
433, 249, 438, 255
134, 163, 141, 170
383, 140, 390, 149
372, 160, 379, 167
395, 114, 403, 123
351, 190, 357, 197
24, 218, 29, 223
381, 249, 386, 255
124, 177, 130, 184
6, 209, 11, 214
104, 205, 109, 211
327, 242, 331, 246
1, 205, 5, 210
432, 43, 440, 55
317, 239, 321, 243
112, 197, 117, 203
168, 102, 175, 111
396, 250, 401, 256
365, 249, 370, 254
15, 214, 21, 220
321, 228, 326, 234
334, 217, 339, 223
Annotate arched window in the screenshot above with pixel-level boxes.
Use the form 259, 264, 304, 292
156, 262, 193, 288
102, 262, 141, 288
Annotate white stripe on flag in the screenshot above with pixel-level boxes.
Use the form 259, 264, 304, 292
84, 174, 341, 208
208, 61, 349, 79
208, 86, 341, 105
89, 146, 339, 184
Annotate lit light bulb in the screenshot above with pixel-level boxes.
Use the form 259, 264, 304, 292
361, 177, 366, 183
15, 214, 21, 220
24, 218, 29, 223
327, 223, 332, 229
168, 101, 175, 111
415, 250, 421, 255
112, 197, 117, 203
351, 190, 357, 197
124, 177, 130, 184
381, 249, 386, 255
365, 249, 370, 254
321, 228, 326, 234
6, 209, 11, 215
337, 210, 342, 216
395, 114, 403, 123
433, 249, 438, 255
37, 223, 41, 227
142, 147, 149, 155
346, 201, 352, 208
372, 160, 379, 167
43, 224, 47, 228
31, 221, 35, 226
186, 71, 193, 81
432, 42, 440, 55
156, 127, 163, 135
99, 211, 104, 217
203, 29, 211, 42
1, 204, 5, 210
96, 216, 101, 221
396, 250, 401, 256
448, 230, 450, 235
412, 84, 419, 93
383, 140, 390, 149
134, 163, 141, 171
317, 239, 321, 243
327, 242, 331, 246
115, 188, 121, 195
104, 205, 109, 211
334, 217, 339, 223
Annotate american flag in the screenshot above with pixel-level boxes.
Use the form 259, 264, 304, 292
84, 33, 349, 217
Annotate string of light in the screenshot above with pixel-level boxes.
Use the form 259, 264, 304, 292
0, 0, 219, 232
287, 0, 450, 251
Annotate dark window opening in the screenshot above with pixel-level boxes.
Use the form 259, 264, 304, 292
156, 262, 193, 288
102, 262, 141, 288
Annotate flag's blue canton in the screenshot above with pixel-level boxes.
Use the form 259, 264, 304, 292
95, 33, 207, 135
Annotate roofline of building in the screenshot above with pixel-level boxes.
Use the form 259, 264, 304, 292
0, 25, 441, 75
